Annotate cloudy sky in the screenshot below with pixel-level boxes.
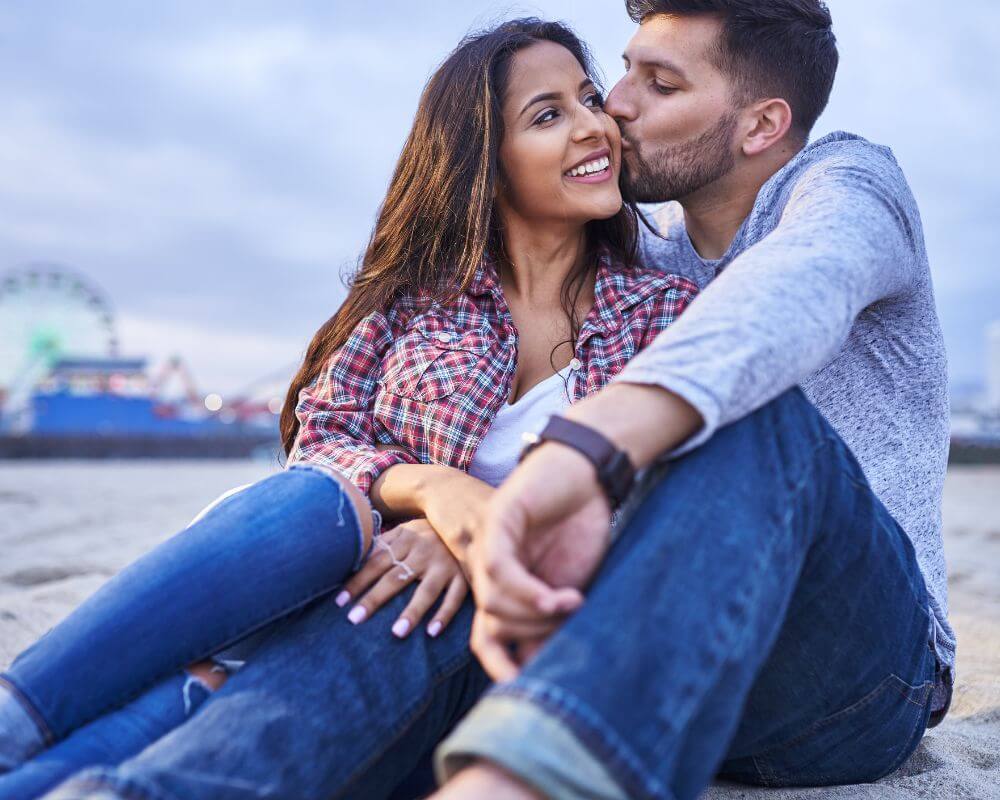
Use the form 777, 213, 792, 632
1, 1, 997, 399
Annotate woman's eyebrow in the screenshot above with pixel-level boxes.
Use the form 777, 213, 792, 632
519, 78, 594, 117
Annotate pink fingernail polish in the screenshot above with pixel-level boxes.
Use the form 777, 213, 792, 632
427, 620, 443, 637
348, 606, 367, 625
335, 590, 351, 607
392, 619, 411, 637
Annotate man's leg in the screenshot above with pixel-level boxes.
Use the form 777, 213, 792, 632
45, 588, 491, 800
435, 388, 937, 800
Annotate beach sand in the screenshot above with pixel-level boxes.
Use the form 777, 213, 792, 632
1, 461, 998, 798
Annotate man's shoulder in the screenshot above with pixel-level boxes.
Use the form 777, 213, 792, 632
779, 131, 909, 195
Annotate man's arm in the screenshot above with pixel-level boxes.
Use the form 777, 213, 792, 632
466, 147, 927, 680
616, 147, 922, 457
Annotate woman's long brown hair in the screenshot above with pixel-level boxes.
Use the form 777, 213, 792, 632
280, 18, 639, 455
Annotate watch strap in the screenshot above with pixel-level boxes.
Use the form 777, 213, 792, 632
519, 415, 636, 509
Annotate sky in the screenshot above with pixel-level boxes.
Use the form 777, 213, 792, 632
0, 1, 997, 400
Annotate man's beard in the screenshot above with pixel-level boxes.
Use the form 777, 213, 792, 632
621, 111, 739, 203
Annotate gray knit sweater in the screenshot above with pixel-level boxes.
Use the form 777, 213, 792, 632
623, 131, 955, 674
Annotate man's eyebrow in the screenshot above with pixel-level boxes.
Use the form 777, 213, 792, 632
519, 78, 595, 117
622, 53, 688, 81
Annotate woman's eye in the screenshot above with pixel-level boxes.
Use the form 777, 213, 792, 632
534, 109, 559, 125
584, 92, 605, 108
653, 83, 676, 96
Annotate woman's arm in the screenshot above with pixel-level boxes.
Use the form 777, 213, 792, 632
287, 310, 420, 495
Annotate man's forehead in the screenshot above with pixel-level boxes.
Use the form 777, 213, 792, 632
625, 14, 722, 74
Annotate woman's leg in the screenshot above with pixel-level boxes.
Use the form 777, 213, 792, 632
43, 589, 490, 800
0, 664, 228, 800
0, 465, 371, 763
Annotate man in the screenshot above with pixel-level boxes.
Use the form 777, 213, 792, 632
430, 1, 953, 798
51, 2, 952, 799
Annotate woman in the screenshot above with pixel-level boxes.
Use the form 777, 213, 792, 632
0, 18, 697, 799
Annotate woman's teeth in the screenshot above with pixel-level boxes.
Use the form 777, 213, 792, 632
565, 156, 611, 178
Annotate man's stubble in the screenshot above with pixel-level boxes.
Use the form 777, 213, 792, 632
621, 111, 740, 204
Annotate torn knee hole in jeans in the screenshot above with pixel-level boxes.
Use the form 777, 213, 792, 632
180, 662, 232, 715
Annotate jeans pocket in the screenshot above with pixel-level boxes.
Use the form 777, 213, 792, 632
751, 672, 935, 787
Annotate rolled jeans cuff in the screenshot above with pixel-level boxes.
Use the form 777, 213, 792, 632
434, 695, 628, 800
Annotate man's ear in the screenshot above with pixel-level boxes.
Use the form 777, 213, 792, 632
740, 98, 794, 157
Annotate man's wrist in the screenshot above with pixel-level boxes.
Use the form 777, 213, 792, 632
562, 382, 702, 469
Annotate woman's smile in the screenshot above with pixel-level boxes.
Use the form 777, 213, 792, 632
563, 147, 613, 183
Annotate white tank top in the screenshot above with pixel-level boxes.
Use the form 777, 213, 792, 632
467, 367, 573, 487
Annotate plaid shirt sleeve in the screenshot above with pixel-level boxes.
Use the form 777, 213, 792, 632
286, 309, 420, 495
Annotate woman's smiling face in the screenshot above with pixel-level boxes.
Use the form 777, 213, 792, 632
497, 40, 623, 227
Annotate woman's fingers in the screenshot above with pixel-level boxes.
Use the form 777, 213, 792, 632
391, 570, 450, 638
347, 562, 415, 625
337, 547, 392, 607
426, 575, 469, 637
337, 528, 407, 606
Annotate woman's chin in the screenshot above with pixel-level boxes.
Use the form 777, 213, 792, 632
581, 197, 624, 222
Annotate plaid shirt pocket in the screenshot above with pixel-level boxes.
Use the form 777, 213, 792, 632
379, 313, 491, 402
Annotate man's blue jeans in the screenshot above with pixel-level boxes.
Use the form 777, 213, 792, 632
48, 390, 937, 800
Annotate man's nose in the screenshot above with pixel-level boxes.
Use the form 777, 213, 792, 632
604, 76, 636, 123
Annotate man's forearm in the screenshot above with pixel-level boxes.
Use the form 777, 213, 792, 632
562, 382, 703, 469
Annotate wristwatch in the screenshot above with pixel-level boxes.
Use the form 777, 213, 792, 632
518, 415, 636, 509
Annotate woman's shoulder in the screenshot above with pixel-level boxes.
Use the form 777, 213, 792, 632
599, 254, 700, 312
385, 287, 495, 333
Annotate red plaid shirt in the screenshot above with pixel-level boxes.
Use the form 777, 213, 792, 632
288, 252, 698, 494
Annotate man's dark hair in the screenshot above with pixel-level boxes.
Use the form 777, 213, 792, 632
626, 0, 838, 137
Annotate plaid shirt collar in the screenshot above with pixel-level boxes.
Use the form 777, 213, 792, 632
464, 248, 666, 338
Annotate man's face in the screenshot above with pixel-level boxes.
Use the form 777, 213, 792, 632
605, 14, 741, 203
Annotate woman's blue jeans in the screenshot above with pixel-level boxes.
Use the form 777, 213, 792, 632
0, 466, 365, 777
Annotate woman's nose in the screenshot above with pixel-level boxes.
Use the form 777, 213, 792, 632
572, 105, 606, 142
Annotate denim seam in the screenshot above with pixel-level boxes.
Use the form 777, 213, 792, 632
0, 673, 54, 746
333, 647, 476, 799
487, 679, 671, 800
876, 681, 936, 781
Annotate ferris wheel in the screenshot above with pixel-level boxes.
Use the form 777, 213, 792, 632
0, 264, 119, 397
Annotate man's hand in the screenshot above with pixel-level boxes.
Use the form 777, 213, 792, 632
466, 382, 703, 681
468, 441, 613, 681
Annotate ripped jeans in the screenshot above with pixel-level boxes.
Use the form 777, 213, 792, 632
0, 466, 368, 798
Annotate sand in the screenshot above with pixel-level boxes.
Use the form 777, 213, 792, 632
1, 461, 998, 799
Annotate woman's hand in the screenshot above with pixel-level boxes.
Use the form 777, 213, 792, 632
370, 462, 495, 575
335, 517, 469, 639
